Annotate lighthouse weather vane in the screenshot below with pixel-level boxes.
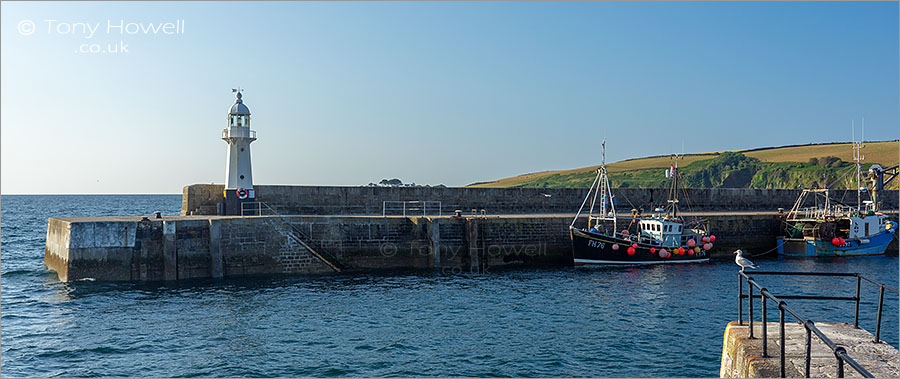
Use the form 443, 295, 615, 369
232, 87, 244, 93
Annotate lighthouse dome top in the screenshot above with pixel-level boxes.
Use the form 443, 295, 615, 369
228, 92, 251, 115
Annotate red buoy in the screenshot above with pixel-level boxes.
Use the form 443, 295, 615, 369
832, 237, 840, 246
632, 243, 638, 249
612, 244, 620, 251
650, 247, 656, 253
627, 247, 636, 255
687, 239, 696, 247
710, 235, 716, 242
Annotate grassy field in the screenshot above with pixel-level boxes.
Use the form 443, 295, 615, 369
469, 141, 898, 188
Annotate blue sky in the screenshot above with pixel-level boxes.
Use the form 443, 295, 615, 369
1, 1, 897, 194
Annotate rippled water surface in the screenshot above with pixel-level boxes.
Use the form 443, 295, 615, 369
2, 195, 898, 377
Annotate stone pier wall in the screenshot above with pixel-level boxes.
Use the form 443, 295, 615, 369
45, 212, 796, 282
182, 184, 898, 216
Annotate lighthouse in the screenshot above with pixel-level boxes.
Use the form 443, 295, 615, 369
222, 90, 257, 215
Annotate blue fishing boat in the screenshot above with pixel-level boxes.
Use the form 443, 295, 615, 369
777, 189, 896, 257
777, 129, 897, 257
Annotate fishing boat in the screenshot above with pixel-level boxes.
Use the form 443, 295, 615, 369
777, 127, 897, 257
569, 141, 713, 265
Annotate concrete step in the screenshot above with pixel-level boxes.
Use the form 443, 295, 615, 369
721, 321, 899, 378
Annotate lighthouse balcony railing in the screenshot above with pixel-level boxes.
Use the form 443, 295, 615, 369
222, 127, 257, 139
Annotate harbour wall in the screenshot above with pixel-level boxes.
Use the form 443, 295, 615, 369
181, 184, 898, 216
45, 213, 780, 282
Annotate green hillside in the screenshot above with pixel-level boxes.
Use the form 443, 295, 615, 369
469, 141, 899, 189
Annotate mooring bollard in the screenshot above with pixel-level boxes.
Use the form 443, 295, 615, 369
155, 211, 162, 219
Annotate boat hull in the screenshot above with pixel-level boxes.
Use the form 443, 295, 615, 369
777, 229, 896, 257
570, 227, 710, 266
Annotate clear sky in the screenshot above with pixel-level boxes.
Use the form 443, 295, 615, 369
1, 1, 897, 194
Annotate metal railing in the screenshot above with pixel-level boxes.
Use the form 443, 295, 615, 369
222, 127, 257, 140
382, 201, 442, 217
241, 201, 277, 216
790, 204, 858, 221
738, 271, 898, 378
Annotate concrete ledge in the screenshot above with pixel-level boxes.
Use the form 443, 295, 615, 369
181, 184, 899, 216
721, 321, 899, 378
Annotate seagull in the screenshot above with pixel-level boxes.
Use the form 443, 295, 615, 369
541, 193, 552, 198
734, 249, 759, 273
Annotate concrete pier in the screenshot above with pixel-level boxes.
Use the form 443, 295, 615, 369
181, 184, 899, 216
44, 211, 790, 282
42, 184, 898, 282
45, 214, 571, 282
721, 321, 899, 378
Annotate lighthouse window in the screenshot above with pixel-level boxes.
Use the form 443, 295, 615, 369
240, 175, 245, 180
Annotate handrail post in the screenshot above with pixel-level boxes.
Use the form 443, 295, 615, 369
779, 303, 786, 378
804, 327, 811, 378
835, 347, 846, 378
761, 289, 769, 357
854, 275, 861, 328
749, 282, 755, 339
875, 286, 885, 343
738, 274, 744, 325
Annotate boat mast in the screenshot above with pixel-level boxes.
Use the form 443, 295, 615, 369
852, 119, 865, 212
666, 154, 680, 219
599, 140, 617, 231
572, 139, 619, 229
678, 141, 684, 219
601, 140, 607, 216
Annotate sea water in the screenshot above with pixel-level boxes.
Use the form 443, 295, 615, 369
1, 195, 897, 377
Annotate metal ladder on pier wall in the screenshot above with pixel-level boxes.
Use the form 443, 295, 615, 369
242, 202, 345, 272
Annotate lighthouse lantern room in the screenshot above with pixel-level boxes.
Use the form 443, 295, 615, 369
222, 90, 257, 215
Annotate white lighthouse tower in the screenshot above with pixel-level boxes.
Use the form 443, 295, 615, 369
222, 89, 257, 214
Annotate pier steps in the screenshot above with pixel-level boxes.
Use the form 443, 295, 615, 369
721, 321, 899, 378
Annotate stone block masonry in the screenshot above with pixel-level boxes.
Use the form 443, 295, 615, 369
45, 212, 796, 282
182, 184, 898, 216
720, 321, 899, 378
42, 215, 564, 282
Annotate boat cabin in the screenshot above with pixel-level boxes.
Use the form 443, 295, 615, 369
638, 219, 684, 246
846, 214, 889, 240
